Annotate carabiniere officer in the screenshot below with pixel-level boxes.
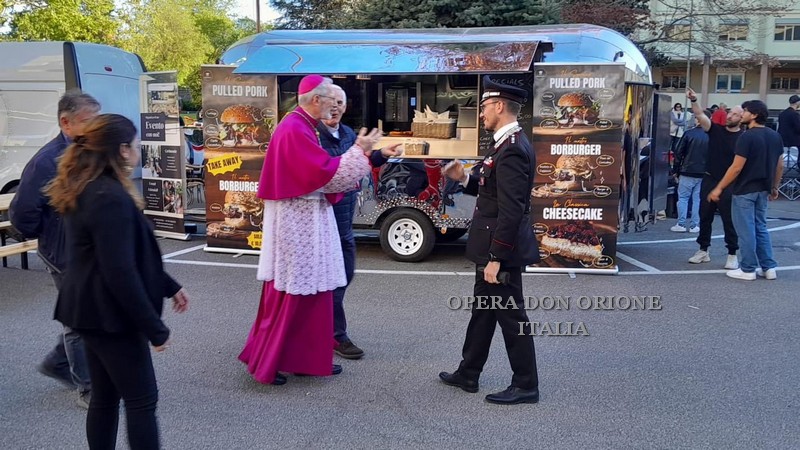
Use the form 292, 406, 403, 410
441, 75, 541, 405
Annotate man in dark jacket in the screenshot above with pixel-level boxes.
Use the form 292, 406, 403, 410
671, 117, 709, 233
317, 85, 401, 359
440, 76, 540, 405
9, 91, 100, 408
778, 94, 800, 171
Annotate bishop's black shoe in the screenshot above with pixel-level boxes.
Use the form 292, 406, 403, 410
438, 371, 479, 393
271, 374, 287, 385
295, 365, 342, 377
484, 386, 539, 405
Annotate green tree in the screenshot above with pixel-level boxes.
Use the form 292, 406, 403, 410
270, 0, 357, 29
353, 0, 559, 29
183, 14, 260, 109
120, 0, 214, 87
5, 0, 122, 43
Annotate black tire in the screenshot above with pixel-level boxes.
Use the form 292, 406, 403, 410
435, 228, 468, 243
379, 209, 436, 262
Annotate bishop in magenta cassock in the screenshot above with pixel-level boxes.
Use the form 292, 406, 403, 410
239, 75, 381, 385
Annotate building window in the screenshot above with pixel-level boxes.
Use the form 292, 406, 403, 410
719, 21, 748, 41
666, 23, 692, 41
661, 75, 686, 89
716, 73, 744, 92
775, 24, 800, 41
771, 76, 800, 90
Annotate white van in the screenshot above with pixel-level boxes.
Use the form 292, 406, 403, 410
0, 41, 145, 193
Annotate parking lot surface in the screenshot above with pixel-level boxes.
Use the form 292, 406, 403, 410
1, 202, 799, 449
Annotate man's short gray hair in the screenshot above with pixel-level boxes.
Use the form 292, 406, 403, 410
330, 84, 346, 103
297, 77, 334, 106
58, 90, 101, 122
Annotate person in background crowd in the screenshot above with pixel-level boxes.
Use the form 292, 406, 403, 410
317, 84, 401, 360
711, 102, 728, 127
708, 100, 784, 281
440, 76, 540, 405
670, 102, 686, 152
45, 114, 189, 449
777, 94, 800, 171
685, 88, 744, 270
9, 91, 99, 409
671, 116, 709, 233
239, 75, 380, 385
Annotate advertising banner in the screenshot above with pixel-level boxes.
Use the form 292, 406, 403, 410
139, 71, 188, 240
200, 66, 278, 254
528, 63, 626, 273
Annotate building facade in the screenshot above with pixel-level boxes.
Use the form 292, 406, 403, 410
645, 1, 800, 114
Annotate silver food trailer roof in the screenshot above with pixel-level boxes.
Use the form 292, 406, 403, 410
221, 24, 651, 84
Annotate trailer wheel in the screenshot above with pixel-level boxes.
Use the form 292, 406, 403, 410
380, 209, 435, 262
435, 228, 468, 243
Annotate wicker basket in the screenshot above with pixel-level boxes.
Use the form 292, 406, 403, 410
403, 139, 429, 156
411, 120, 457, 139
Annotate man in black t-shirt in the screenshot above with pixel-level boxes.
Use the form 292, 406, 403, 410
708, 100, 783, 280
685, 88, 743, 269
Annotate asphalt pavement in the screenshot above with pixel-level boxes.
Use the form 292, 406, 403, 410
1, 198, 799, 449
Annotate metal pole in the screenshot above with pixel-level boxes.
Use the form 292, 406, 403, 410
685, 0, 693, 109
256, 0, 261, 33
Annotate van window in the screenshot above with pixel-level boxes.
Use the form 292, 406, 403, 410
0, 90, 60, 145
81, 74, 141, 126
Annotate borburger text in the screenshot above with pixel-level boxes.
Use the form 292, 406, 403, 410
218, 180, 259, 192
446, 295, 663, 311
211, 85, 270, 97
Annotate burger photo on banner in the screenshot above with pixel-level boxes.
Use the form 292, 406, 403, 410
201, 66, 278, 253
532, 151, 616, 200
217, 104, 274, 149
532, 65, 624, 140
206, 188, 264, 249
554, 92, 601, 128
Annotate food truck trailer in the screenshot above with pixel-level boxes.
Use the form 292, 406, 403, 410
202, 24, 668, 273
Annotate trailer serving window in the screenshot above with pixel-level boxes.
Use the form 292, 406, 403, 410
235, 41, 539, 159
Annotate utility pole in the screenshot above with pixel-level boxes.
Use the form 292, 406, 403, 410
685, 0, 694, 108
256, 0, 261, 33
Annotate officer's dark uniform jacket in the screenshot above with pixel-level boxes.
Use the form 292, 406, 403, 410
463, 124, 540, 267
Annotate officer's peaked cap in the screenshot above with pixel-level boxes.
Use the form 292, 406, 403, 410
481, 75, 527, 105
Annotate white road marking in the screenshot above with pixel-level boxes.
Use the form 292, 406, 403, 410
165, 259, 257, 269
688, 306, 700, 310
619, 221, 800, 246
161, 258, 800, 276
162, 244, 205, 259
618, 265, 800, 275
157, 224, 800, 276
615, 252, 661, 272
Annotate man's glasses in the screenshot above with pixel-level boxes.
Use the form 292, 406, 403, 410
480, 101, 500, 112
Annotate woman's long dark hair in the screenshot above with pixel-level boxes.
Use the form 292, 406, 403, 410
46, 114, 143, 214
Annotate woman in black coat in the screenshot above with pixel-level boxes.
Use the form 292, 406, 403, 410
46, 114, 189, 450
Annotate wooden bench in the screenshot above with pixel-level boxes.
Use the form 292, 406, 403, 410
0, 221, 37, 269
